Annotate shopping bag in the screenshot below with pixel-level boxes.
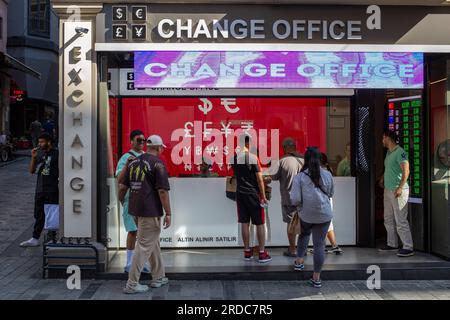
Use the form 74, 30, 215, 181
44, 204, 59, 230
288, 212, 301, 236
225, 176, 236, 201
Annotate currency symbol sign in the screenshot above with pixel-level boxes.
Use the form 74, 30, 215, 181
116, 27, 123, 38
135, 27, 143, 37
198, 98, 213, 115
221, 98, 240, 114
116, 8, 124, 20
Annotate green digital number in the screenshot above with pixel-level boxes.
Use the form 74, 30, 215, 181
412, 100, 421, 107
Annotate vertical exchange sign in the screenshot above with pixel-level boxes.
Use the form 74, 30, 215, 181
63, 22, 93, 238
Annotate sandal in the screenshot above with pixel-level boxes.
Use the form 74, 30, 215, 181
283, 250, 297, 257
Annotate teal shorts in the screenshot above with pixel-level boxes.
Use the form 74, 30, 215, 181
122, 200, 137, 232
123, 211, 137, 232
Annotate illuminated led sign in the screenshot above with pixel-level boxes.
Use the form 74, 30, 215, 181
388, 95, 423, 200
134, 51, 423, 89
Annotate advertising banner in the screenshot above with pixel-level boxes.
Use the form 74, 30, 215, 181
134, 51, 423, 89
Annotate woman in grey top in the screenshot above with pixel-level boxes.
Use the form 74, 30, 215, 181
289, 147, 334, 288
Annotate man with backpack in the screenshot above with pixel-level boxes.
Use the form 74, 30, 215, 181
115, 129, 150, 273
119, 134, 172, 294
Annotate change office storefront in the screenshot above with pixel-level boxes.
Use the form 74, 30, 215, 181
51, 1, 450, 270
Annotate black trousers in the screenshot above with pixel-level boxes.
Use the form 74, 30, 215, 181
33, 192, 59, 239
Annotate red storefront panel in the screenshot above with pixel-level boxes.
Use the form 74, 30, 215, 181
120, 97, 327, 177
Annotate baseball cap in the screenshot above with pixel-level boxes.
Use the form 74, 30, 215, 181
146, 134, 167, 148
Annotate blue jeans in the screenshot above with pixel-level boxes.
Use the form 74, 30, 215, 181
297, 220, 331, 273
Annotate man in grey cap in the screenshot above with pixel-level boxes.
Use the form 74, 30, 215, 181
119, 134, 172, 294
271, 137, 304, 257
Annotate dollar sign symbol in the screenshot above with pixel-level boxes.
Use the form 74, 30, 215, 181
198, 98, 213, 115
116, 8, 123, 20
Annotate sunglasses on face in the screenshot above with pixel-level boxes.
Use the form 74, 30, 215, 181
136, 138, 146, 143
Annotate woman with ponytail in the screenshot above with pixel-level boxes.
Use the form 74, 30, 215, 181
289, 147, 334, 288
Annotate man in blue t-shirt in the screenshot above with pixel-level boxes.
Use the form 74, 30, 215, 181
116, 129, 150, 273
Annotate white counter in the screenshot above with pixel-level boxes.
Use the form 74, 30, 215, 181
116, 177, 356, 248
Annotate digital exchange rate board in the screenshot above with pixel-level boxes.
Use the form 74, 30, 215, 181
388, 95, 423, 201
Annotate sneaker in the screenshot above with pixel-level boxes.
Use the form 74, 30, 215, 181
123, 283, 149, 294
397, 249, 414, 257
258, 250, 272, 263
378, 245, 398, 252
150, 277, 169, 288
308, 278, 322, 288
244, 249, 253, 261
294, 260, 304, 271
327, 246, 343, 254
20, 238, 39, 247
283, 250, 297, 257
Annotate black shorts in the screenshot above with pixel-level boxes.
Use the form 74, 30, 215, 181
236, 193, 265, 225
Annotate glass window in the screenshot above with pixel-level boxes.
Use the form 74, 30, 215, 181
28, 0, 50, 37
430, 58, 450, 257
118, 97, 328, 177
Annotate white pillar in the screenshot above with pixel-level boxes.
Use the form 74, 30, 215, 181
54, 3, 102, 240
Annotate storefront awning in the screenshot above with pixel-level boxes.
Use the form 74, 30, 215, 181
0, 53, 41, 79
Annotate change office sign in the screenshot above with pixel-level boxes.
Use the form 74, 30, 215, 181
134, 51, 423, 89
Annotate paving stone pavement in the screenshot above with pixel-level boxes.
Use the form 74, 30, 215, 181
1, 160, 450, 300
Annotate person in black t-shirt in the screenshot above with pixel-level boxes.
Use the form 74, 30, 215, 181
120, 134, 172, 294
20, 133, 59, 247
232, 135, 272, 263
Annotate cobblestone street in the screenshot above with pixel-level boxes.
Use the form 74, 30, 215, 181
1, 159, 450, 300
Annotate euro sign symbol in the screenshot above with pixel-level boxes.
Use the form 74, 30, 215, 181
116, 8, 124, 20
198, 98, 213, 115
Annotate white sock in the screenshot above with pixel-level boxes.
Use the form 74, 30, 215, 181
126, 250, 134, 268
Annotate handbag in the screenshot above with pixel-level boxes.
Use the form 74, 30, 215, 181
44, 204, 59, 230
288, 170, 302, 236
288, 211, 301, 236
225, 176, 236, 201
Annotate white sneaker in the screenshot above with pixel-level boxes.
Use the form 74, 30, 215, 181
20, 238, 39, 247
123, 283, 149, 294
150, 277, 169, 288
